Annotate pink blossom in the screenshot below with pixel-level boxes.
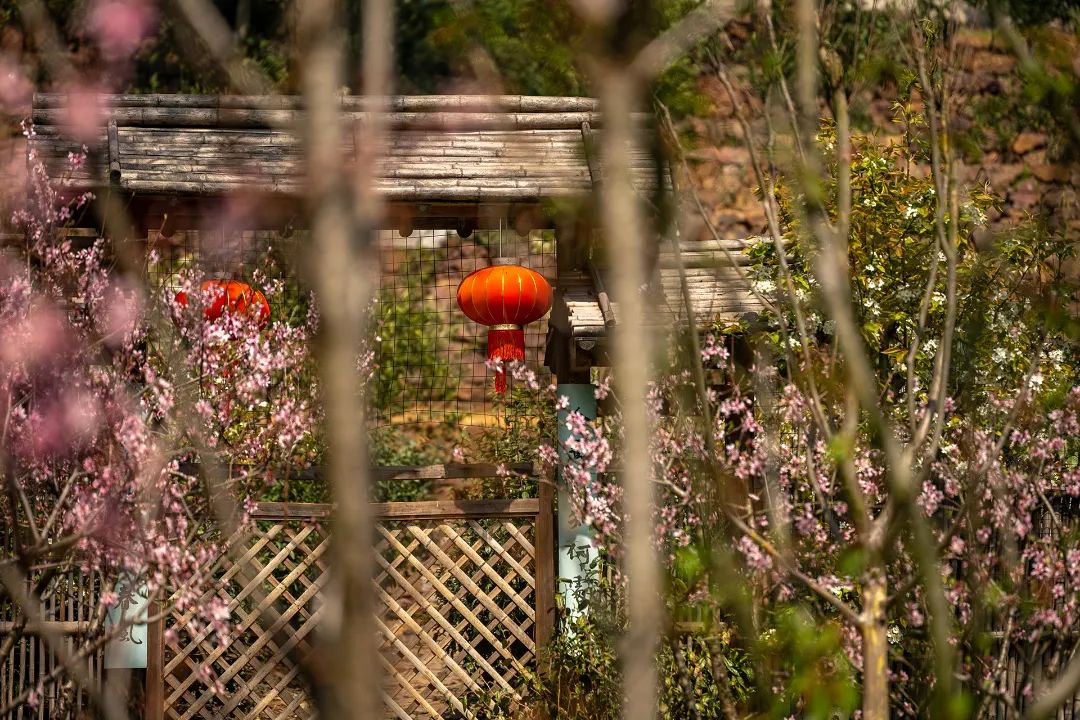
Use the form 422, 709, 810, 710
58, 85, 108, 141
0, 55, 31, 114
87, 0, 157, 61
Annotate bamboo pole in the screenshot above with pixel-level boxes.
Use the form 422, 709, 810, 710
31, 107, 638, 131
33, 93, 601, 113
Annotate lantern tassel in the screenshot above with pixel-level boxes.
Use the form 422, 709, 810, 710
488, 325, 525, 393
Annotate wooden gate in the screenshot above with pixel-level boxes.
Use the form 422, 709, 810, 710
156, 479, 554, 720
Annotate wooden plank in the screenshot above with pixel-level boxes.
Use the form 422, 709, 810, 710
375, 560, 517, 697
0, 621, 91, 634
372, 462, 534, 481
377, 651, 449, 720
117, 175, 593, 194
248, 502, 334, 520
110, 138, 586, 155
114, 178, 598, 201
372, 499, 540, 520
144, 606, 164, 720
374, 614, 471, 718
534, 480, 556, 655
377, 526, 532, 672
171, 546, 328, 716
402, 524, 535, 650
466, 520, 535, 589
250, 497, 541, 521
113, 159, 592, 180
109, 125, 585, 144
437, 524, 535, 617
177, 462, 535, 494
164, 525, 316, 677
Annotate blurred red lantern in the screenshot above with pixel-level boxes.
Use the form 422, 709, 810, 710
175, 279, 270, 328
457, 260, 552, 393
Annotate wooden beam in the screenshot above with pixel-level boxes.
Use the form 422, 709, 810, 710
134, 198, 559, 232
107, 120, 120, 183
34, 93, 601, 113
248, 498, 542, 521
372, 462, 534, 482
185, 462, 535, 488
247, 502, 334, 520
534, 479, 556, 653
31, 107, 636, 131
371, 498, 541, 520
114, 178, 600, 202
0, 621, 92, 634
144, 606, 164, 720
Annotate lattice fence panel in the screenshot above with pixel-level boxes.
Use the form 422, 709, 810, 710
163, 521, 328, 720
376, 518, 536, 719
161, 510, 539, 720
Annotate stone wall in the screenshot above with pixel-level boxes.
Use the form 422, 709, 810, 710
684, 26, 1079, 242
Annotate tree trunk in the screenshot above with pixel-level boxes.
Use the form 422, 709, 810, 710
862, 569, 889, 720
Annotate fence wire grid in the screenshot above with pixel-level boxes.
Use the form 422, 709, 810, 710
144, 226, 556, 433
374, 228, 556, 428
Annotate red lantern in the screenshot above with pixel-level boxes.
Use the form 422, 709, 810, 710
457, 260, 552, 393
175, 279, 270, 328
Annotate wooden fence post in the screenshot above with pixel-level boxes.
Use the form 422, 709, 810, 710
535, 477, 556, 653
144, 608, 164, 720
535, 477, 556, 720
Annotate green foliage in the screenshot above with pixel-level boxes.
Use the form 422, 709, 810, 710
762, 608, 859, 719
10, 0, 716, 114
472, 564, 754, 720
746, 123, 1078, 421
966, 92, 1055, 156
720, 0, 908, 116
370, 428, 441, 501
416, 0, 709, 115
390, 0, 454, 93
456, 388, 556, 500
372, 248, 457, 417
979, 0, 1080, 26
425, 0, 584, 96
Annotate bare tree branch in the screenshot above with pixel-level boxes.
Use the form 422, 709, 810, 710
297, 0, 383, 716
171, 0, 276, 95
630, 0, 738, 80
595, 65, 661, 720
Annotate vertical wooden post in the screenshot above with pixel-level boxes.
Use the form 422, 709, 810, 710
143, 609, 164, 720
534, 475, 556, 653
534, 475, 556, 720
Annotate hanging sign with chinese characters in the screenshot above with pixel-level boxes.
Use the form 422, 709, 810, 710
556, 383, 599, 623
103, 571, 150, 669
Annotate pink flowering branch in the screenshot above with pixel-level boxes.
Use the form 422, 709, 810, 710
725, 512, 860, 626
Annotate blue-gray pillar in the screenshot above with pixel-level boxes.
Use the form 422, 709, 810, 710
556, 383, 599, 623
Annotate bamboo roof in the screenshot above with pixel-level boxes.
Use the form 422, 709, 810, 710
552, 238, 766, 340
30, 93, 661, 202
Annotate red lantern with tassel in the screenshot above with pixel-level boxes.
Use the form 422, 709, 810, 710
457, 259, 552, 393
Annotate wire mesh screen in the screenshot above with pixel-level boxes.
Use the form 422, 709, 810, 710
141, 225, 556, 448
373, 228, 556, 427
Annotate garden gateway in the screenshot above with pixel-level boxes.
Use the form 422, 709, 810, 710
18, 92, 762, 719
